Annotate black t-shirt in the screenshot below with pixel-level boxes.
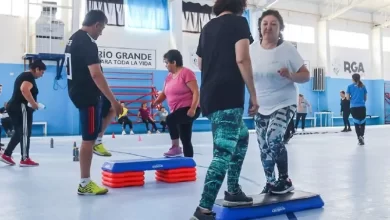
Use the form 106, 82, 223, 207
7, 72, 38, 109
65, 30, 101, 108
196, 14, 253, 116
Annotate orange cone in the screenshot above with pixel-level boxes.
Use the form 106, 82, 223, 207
112, 132, 115, 138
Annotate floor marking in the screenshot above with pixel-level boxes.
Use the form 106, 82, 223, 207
109, 150, 153, 159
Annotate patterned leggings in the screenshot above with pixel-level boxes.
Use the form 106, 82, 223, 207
254, 105, 296, 183
199, 108, 249, 210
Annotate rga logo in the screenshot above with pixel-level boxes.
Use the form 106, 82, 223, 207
272, 206, 286, 213
344, 61, 364, 74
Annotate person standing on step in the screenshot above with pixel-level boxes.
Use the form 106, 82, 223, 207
65, 10, 123, 195
251, 9, 310, 195
0, 60, 46, 167
154, 49, 200, 158
340, 90, 351, 132
346, 73, 367, 145
295, 94, 311, 132
190, 0, 259, 219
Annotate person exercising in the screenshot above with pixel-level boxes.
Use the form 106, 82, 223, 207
0, 60, 46, 166
65, 10, 122, 195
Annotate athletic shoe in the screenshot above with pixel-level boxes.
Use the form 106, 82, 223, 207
222, 186, 253, 207
358, 136, 365, 145
20, 158, 39, 167
122, 130, 126, 135
271, 178, 294, 194
190, 207, 216, 220
260, 183, 274, 194
0, 143, 4, 147
93, 143, 112, 157
0, 154, 15, 165
78, 180, 108, 195
163, 146, 183, 157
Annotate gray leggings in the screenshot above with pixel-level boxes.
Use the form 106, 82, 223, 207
254, 105, 296, 183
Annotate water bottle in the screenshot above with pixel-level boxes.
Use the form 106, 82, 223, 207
27, 103, 45, 110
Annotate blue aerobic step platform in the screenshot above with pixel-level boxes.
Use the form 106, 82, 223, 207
102, 157, 196, 173
212, 190, 324, 220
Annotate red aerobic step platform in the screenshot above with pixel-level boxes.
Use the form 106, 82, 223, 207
101, 157, 197, 188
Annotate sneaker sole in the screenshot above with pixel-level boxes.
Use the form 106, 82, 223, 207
93, 151, 112, 157
164, 154, 183, 158
222, 200, 253, 207
77, 191, 108, 195
20, 164, 39, 167
0, 157, 15, 165
271, 186, 295, 194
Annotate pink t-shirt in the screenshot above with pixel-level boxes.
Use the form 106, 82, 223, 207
164, 67, 198, 112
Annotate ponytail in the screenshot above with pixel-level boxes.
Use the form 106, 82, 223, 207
357, 80, 364, 88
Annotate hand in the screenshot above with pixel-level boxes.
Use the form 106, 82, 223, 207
31, 102, 39, 110
111, 101, 123, 116
278, 67, 291, 79
187, 108, 196, 117
248, 96, 259, 116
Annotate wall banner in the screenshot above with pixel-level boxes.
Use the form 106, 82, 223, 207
98, 46, 156, 69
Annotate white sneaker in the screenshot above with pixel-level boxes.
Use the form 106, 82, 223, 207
130, 130, 134, 135
122, 130, 126, 135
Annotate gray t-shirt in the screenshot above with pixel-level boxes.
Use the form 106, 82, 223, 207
157, 111, 168, 121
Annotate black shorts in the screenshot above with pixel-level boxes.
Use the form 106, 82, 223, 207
79, 98, 103, 141
350, 106, 366, 124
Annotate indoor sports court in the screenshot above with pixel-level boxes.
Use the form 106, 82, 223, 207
1, 0, 390, 219
0, 126, 390, 220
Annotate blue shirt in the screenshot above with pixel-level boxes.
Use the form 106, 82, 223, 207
347, 83, 367, 108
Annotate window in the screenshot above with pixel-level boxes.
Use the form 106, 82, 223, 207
383, 37, 390, 52
283, 23, 315, 44
329, 29, 369, 50
125, 0, 169, 30
0, 0, 24, 16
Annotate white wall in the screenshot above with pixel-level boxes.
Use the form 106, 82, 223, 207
0, 15, 25, 64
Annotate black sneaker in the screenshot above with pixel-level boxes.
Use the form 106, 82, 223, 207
341, 128, 347, 132
358, 136, 364, 145
271, 178, 294, 194
222, 186, 253, 207
261, 183, 274, 194
347, 127, 352, 131
190, 207, 216, 220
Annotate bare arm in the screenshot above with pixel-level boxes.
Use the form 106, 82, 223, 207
20, 81, 37, 106
197, 57, 202, 71
88, 64, 116, 103
235, 39, 256, 97
154, 92, 166, 105
291, 65, 310, 83
346, 94, 350, 100
186, 81, 200, 110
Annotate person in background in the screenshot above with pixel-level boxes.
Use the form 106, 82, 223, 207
0, 60, 47, 167
346, 73, 367, 145
154, 49, 200, 158
190, 0, 259, 218
340, 90, 351, 132
65, 10, 123, 195
0, 102, 13, 137
118, 102, 134, 135
138, 102, 159, 134
154, 106, 168, 132
295, 94, 311, 132
251, 9, 310, 195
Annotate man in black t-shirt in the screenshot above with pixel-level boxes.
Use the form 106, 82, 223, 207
65, 10, 122, 196
0, 60, 46, 167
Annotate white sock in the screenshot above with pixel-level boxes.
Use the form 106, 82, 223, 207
80, 178, 91, 187
95, 137, 102, 145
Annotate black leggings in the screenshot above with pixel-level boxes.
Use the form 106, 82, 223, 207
118, 116, 133, 130
166, 107, 200, 157
350, 106, 366, 138
342, 111, 351, 129
4, 103, 33, 160
142, 118, 157, 131
295, 113, 307, 129
284, 113, 295, 141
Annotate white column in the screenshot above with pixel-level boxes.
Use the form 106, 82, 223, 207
317, 20, 330, 74
250, 9, 261, 42
71, 0, 81, 33
169, 0, 183, 51
371, 27, 383, 79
